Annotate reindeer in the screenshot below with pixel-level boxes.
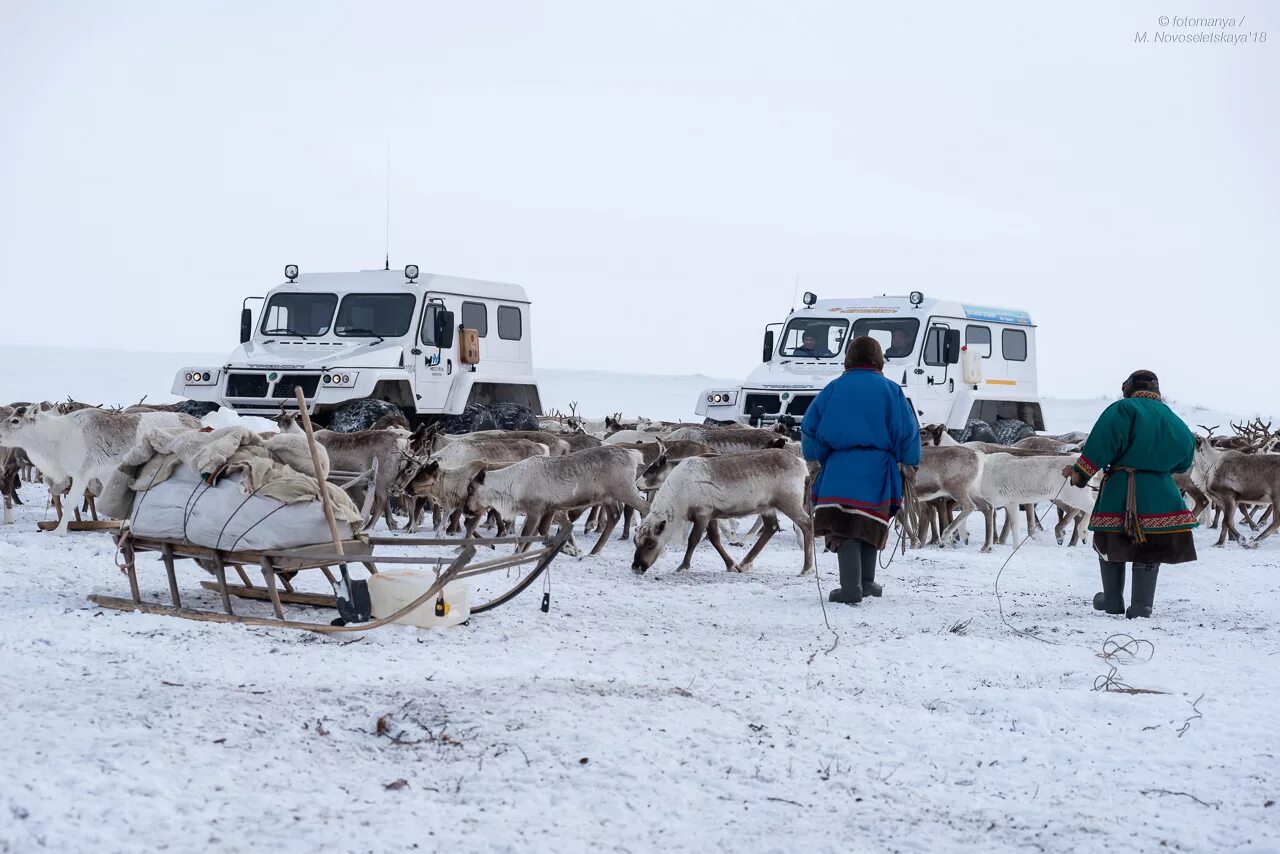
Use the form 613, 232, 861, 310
906, 446, 992, 550
976, 453, 1095, 549
273, 406, 416, 531
464, 445, 651, 555
661, 426, 788, 455
631, 449, 815, 575
0, 406, 196, 534
1190, 435, 1280, 548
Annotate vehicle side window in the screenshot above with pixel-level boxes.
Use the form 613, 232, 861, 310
923, 326, 947, 366
1002, 328, 1028, 361
461, 301, 488, 337
497, 305, 522, 341
965, 325, 992, 358
420, 304, 439, 346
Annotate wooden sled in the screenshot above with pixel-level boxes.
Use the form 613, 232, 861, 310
91, 525, 573, 634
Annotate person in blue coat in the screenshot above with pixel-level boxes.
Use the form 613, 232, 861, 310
801, 336, 922, 604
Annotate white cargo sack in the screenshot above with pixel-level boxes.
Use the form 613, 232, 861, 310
128, 464, 352, 551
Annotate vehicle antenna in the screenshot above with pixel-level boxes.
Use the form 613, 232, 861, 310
384, 141, 391, 271
791, 273, 800, 310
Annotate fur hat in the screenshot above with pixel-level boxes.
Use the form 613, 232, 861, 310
845, 335, 885, 371
1122, 370, 1160, 398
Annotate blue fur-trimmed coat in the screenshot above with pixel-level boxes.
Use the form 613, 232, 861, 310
801, 367, 922, 546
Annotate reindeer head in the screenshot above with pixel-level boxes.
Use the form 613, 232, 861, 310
389, 452, 438, 498
631, 510, 678, 573
919, 424, 947, 446
0, 404, 40, 440
274, 403, 301, 434
636, 441, 677, 492
463, 466, 491, 515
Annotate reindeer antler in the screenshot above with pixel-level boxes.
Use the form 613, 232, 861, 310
1196, 424, 1219, 437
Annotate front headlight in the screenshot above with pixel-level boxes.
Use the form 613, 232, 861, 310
322, 371, 359, 388
705, 391, 737, 405
183, 369, 218, 386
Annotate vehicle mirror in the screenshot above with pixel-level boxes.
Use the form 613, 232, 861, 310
435, 310, 456, 348
944, 329, 962, 364
762, 329, 775, 363
240, 308, 252, 343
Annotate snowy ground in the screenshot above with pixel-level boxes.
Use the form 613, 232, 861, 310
1, 353, 1279, 852
2, 487, 1279, 851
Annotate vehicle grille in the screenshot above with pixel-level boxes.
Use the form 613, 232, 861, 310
744, 393, 781, 415
786, 395, 815, 417
272, 374, 321, 399
226, 373, 269, 398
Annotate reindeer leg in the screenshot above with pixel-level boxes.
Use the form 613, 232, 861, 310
939, 495, 976, 547
778, 499, 816, 575
703, 520, 737, 571
589, 506, 621, 555
1246, 498, 1280, 545
53, 476, 78, 535
979, 499, 995, 553
619, 505, 634, 541
1218, 496, 1244, 546
734, 512, 779, 573
677, 517, 710, 571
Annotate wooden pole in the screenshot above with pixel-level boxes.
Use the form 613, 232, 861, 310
295, 387, 347, 557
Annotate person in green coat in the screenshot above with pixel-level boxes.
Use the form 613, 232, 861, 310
1062, 370, 1198, 618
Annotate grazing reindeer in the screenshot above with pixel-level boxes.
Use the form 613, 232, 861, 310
464, 445, 650, 555
631, 449, 815, 575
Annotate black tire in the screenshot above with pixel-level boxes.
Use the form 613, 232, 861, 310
325, 399, 405, 433
173, 400, 221, 419
486, 402, 540, 431
435, 403, 498, 435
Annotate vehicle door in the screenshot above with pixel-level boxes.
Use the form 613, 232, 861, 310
413, 296, 459, 413
909, 319, 960, 424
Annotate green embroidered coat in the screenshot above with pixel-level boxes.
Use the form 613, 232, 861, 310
1071, 394, 1198, 535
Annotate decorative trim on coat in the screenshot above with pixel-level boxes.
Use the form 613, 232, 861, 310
1088, 509, 1199, 533
1130, 390, 1162, 400
1073, 454, 1101, 480
812, 494, 897, 521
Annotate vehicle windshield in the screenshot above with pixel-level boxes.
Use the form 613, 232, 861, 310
260, 292, 337, 337
780, 318, 847, 359
853, 317, 921, 360
335, 293, 417, 338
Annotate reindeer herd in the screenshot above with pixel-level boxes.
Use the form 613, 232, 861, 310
4, 394, 1280, 571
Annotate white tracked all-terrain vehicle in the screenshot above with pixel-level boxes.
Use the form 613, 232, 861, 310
695, 290, 1045, 435
174, 265, 543, 431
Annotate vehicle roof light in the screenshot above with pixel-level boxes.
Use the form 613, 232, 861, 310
284, 264, 299, 282
405, 264, 419, 282
802, 292, 817, 307
909, 291, 924, 305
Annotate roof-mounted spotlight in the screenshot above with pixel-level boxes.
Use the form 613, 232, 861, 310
284, 264, 299, 282
404, 264, 419, 283
802, 292, 817, 307
909, 291, 925, 306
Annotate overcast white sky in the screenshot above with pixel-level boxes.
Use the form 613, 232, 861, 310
2, 1, 1276, 412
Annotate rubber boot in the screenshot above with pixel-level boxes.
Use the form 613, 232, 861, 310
860, 541, 883, 597
829, 541, 864, 604
1093, 559, 1126, 615
1126, 563, 1160, 619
